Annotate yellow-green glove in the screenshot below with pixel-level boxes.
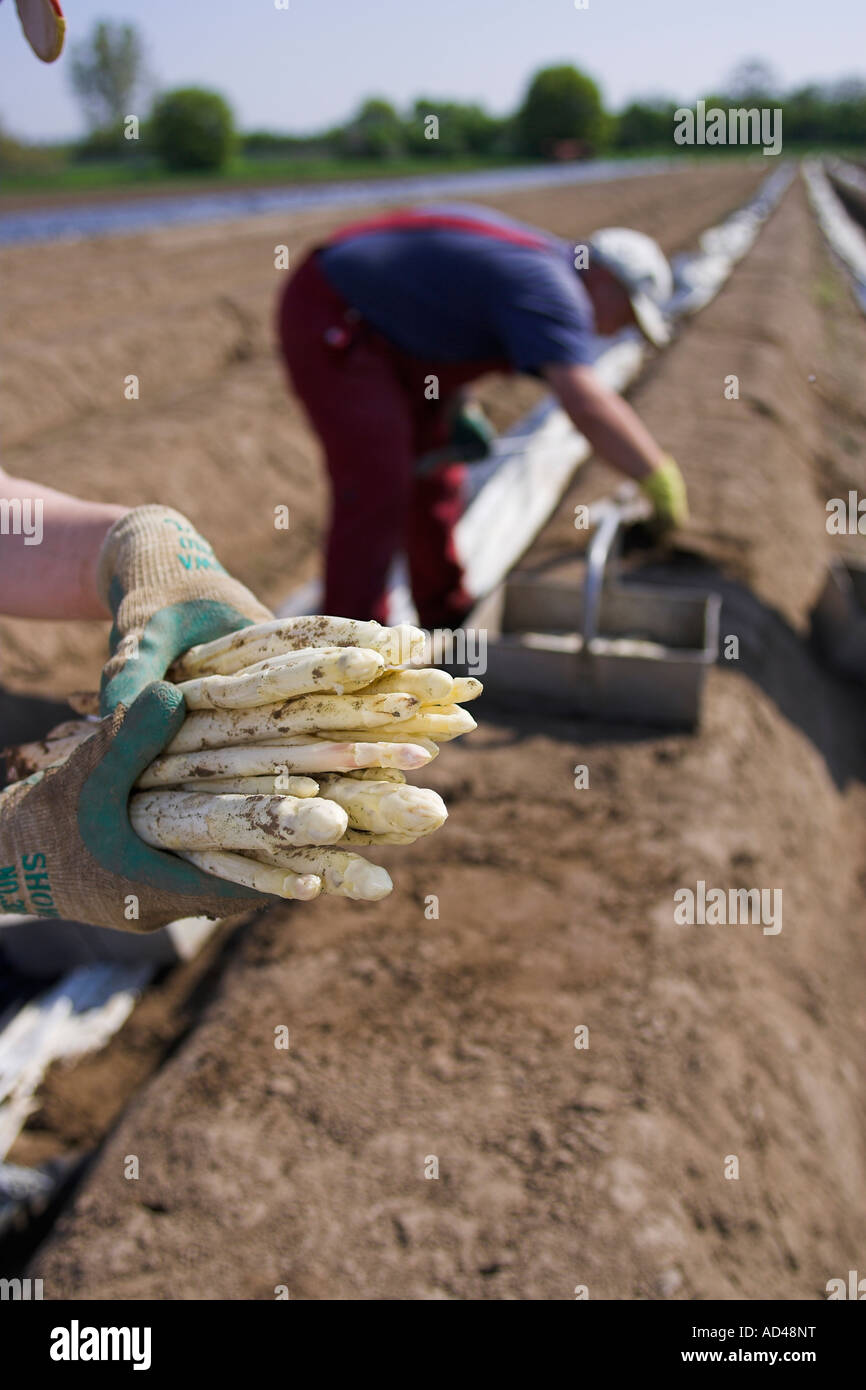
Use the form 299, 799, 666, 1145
639, 456, 689, 531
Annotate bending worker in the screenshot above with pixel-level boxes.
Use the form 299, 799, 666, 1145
279, 203, 688, 629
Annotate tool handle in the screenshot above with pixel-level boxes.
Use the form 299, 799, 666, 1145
582, 486, 651, 645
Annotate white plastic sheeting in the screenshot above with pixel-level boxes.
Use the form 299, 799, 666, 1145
0, 911, 217, 1204
802, 159, 866, 314
0, 963, 151, 1159
829, 158, 866, 196
667, 165, 795, 318
0, 156, 682, 248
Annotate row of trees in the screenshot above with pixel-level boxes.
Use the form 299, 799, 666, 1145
13, 23, 866, 174
617, 88, 866, 150
67, 23, 234, 170
63, 24, 604, 169
337, 60, 866, 158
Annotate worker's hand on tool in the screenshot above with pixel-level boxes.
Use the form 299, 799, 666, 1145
0, 682, 278, 932
97, 505, 273, 714
639, 456, 689, 533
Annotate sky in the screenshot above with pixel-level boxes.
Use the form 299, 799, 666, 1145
0, 0, 861, 142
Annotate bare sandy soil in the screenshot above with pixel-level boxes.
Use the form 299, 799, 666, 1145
0, 161, 764, 695
4, 163, 866, 1300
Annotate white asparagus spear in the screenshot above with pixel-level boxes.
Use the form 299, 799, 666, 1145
171, 618, 426, 679
253, 845, 393, 901
138, 740, 433, 788
317, 777, 447, 836
177, 646, 384, 709
45, 718, 99, 741
382, 706, 477, 741
178, 849, 322, 901
178, 775, 319, 797
341, 828, 420, 845
447, 677, 483, 704
130, 790, 348, 851
366, 676, 482, 707
312, 731, 439, 758
3, 724, 96, 779
366, 668, 454, 701
365, 623, 428, 669
66, 691, 100, 716
343, 768, 406, 783
313, 705, 474, 742
164, 692, 421, 753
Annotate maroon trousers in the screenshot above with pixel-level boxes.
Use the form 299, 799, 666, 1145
278, 252, 499, 628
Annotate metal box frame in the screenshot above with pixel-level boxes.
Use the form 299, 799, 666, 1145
463, 496, 721, 728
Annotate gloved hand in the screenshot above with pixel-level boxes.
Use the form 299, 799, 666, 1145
449, 399, 495, 462
639, 456, 689, 532
97, 505, 273, 714
0, 682, 278, 931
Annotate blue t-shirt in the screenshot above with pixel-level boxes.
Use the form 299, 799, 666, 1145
318, 203, 596, 376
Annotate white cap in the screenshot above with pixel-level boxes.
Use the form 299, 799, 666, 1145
587, 226, 673, 348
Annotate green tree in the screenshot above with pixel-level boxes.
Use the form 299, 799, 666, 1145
515, 65, 606, 157
404, 99, 463, 156
404, 99, 506, 157
454, 103, 505, 154
615, 98, 678, 149
150, 88, 236, 171
340, 98, 405, 159
825, 77, 866, 144
724, 58, 779, 105
784, 84, 832, 143
68, 21, 146, 130
0, 121, 58, 175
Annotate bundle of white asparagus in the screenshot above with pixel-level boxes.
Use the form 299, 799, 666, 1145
3, 617, 481, 904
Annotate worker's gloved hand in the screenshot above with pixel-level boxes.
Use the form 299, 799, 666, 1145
98, 505, 273, 714
639, 456, 689, 533
449, 399, 495, 463
0, 682, 278, 932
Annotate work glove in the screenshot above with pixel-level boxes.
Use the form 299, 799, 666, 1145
0, 682, 278, 931
450, 399, 495, 462
639, 456, 689, 533
97, 505, 273, 714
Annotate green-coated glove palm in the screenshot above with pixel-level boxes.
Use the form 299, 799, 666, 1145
0, 682, 278, 932
639, 456, 689, 532
97, 506, 273, 715
450, 400, 495, 461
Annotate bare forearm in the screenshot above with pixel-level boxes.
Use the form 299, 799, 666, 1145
545, 363, 665, 480
0, 470, 127, 619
